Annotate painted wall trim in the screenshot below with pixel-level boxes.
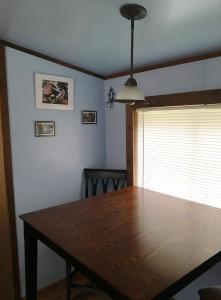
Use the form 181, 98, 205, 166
134, 89, 221, 109
0, 44, 20, 300
2, 39, 221, 81
126, 105, 134, 186
0, 39, 105, 80
105, 49, 221, 79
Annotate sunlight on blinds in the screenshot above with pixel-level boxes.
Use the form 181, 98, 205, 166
135, 106, 221, 208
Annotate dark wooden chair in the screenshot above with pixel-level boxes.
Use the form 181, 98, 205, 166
198, 286, 221, 300
84, 168, 127, 197
66, 168, 127, 300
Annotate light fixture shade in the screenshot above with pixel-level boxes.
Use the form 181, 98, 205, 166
115, 85, 145, 103
115, 4, 147, 105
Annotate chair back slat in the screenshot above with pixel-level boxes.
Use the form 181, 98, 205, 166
84, 168, 127, 198
91, 178, 99, 196
112, 178, 120, 191
120, 180, 126, 189
101, 178, 109, 193
85, 178, 89, 198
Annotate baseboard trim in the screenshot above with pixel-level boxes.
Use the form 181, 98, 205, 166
21, 278, 66, 300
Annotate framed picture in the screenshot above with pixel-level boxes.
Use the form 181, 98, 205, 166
35, 121, 55, 137
81, 111, 97, 124
35, 73, 74, 110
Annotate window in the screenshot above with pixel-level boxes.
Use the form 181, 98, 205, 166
135, 106, 221, 208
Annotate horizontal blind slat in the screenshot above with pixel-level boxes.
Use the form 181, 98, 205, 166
135, 106, 221, 209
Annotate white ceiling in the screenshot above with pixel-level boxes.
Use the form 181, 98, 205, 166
1, 0, 221, 76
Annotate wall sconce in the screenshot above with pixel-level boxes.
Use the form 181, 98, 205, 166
106, 87, 115, 108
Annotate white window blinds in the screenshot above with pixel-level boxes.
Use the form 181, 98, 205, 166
135, 106, 221, 208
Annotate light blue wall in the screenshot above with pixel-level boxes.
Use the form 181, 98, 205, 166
105, 56, 221, 169
6, 47, 105, 296
105, 56, 221, 299
7, 46, 221, 299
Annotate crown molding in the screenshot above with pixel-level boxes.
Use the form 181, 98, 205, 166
105, 49, 221, 80
2, 39, 221, 81
0, 39, 105, 80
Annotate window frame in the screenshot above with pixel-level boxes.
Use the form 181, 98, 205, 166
0, 44, 20, 300
126, 89, 221, 186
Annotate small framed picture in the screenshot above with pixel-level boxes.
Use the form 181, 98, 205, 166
35, 73, 74, 110
35, 121, 55, 137
81, 111, 97, 124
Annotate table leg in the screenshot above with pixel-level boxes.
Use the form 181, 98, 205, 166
24, 223, 38, 300
66, 262, 72, 300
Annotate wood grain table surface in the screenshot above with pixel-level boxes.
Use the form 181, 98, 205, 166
20, 186, 221, 300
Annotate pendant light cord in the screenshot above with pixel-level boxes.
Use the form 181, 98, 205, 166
130, 18, 134, 79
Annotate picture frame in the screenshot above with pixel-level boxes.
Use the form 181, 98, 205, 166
35, 73, 74, 110
35, 121, 55, 137
81, 111, 97, 124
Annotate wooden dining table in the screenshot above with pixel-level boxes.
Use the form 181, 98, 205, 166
20, 186, 221, 300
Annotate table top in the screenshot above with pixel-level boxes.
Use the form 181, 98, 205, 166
20, 186, 221, 300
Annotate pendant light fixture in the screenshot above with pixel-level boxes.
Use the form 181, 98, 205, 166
115, 4, 147, 105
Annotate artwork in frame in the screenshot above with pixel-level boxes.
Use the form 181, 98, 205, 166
35, 121, 55, 137
35, 73, 74, 110
81, 111, 97, 124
